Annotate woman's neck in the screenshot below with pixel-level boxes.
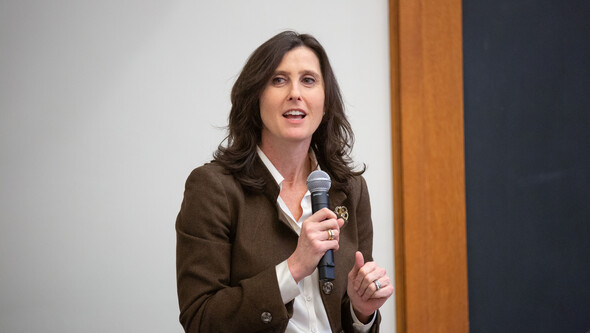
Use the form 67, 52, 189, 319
259, 140, 311, 185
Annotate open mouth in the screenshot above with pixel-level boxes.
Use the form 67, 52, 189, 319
283, 110, 306, 119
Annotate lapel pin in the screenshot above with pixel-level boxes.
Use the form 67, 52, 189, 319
335, 206, 348, 222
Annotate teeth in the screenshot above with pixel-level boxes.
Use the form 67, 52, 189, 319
284, 110, 305, 116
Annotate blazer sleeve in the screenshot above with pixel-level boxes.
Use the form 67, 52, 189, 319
176, 165, 291, 332
341, 176, 382, 333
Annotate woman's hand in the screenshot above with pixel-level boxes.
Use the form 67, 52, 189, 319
347, 251, 394, 323
287, 208, 345, 283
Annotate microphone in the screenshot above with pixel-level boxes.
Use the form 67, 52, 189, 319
306, 170, 335, 282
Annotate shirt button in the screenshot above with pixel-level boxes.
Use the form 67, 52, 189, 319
306, 296, 312, 302
260, 311, 272, 324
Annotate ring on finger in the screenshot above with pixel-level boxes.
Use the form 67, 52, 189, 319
327, 229, 335, 241
374, 279, 381, 291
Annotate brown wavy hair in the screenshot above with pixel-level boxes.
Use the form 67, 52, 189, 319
213, 31, 364, 191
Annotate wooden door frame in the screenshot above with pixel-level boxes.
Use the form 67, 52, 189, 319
389, 0, 469, 331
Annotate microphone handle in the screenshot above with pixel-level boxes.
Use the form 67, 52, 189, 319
311, 191, 335, 282
318, 250, 335, 282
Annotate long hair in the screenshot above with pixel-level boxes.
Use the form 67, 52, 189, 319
213, 31, 364, 191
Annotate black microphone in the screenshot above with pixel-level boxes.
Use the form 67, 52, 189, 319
306, 170, 335, 282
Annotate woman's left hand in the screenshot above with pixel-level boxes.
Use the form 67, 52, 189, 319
347, 251, 394, 323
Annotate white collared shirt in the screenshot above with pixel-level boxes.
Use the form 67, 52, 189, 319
256, 147, 374, 333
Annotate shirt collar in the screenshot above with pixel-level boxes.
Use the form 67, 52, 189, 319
256, 146, 320, 189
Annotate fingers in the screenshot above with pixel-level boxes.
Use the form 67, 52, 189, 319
356, 265, 385, 297
323, 219, 345, 240
303, 220, 340, 244
364, 274, 391, 299
349, 255, 391, 301
311, 207, 337, 221
336, 217, 345, 228
302, 208, 344, 243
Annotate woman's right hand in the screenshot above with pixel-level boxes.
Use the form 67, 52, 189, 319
286, 208, 345, 283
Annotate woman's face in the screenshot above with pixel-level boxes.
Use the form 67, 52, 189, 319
259, 46, 325, 148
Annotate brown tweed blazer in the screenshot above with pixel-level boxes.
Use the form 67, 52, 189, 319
176, 157, 381, 332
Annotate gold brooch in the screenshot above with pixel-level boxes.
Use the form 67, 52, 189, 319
335, 206, 348, 221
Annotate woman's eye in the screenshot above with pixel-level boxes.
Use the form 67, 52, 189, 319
302, 77, 316, 85
272, 77, 286, 85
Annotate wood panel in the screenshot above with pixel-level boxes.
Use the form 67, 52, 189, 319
389, 0, 469, 331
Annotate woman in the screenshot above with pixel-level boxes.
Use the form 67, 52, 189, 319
176, 31, 393, 333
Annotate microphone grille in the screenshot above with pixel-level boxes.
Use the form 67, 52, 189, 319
306, 170, 331, 193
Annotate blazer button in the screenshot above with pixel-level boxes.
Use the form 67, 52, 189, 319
322, 281, 334, 295
260, 311, 272, 324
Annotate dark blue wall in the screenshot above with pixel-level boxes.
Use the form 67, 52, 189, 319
463, 1, 590, 332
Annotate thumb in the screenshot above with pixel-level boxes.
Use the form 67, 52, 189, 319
350, 251, 365, 292
355, 251, 365, 270
350, 251, 364, 276
352, 251, 365, 276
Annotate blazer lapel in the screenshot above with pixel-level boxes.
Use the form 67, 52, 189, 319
252, 156, 298, 232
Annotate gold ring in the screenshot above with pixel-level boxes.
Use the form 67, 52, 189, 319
327, 229, 335, 241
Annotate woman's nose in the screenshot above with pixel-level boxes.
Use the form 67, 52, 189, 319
288, 83, 302, 101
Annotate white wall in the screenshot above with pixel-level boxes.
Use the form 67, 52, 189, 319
0, 1, 393, 332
